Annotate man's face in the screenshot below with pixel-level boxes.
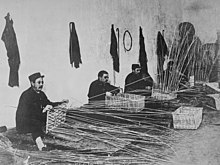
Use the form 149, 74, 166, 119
133, 68, 141, 75
100, 74, 109, 83
31, 77, 44, 92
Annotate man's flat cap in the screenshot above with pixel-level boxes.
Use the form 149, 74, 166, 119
28, 72, 44, 82
132, 64, 141, 70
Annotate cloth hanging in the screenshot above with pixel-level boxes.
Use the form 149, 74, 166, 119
110, 24, 119, 72
69, 22, 82, 68
156, 31, 168, 84
139, 26, 148, 74
1, 13, 20, 87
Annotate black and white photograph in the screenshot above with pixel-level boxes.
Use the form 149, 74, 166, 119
0, 0, 220, 164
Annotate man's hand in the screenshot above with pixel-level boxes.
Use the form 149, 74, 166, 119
62, 99, 69, 104
118, 87, 123, 93
145, 86, 152, 90
106, 92, 112, 97
42, 105, 53, 113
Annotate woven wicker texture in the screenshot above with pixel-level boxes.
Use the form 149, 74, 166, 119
172, 106, 203, 129
105, 93, 145, 112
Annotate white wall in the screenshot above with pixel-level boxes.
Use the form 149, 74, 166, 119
182, 0, 220, 43
0, 0, 183, 128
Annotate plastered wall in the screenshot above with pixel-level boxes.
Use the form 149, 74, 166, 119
182, 0, 220, 43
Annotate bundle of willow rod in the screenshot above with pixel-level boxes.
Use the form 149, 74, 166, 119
2, 146, 174, 165
169, 36, 196, 91
156, 26, 201, 94
44, 105, 183, 163
194, 43, 219, 83
71, 102, 174, 127
0, 128, 180, 165
0, 119, 191, 165
0, 103, 189, 164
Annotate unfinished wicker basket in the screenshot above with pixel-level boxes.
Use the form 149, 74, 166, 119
172, 106, 203, 129
46, 107, 67, 133
105, 93, 145, 112
151, 89, 177, 100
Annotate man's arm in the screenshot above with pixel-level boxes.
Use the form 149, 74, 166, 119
143, 76, 154, 88
107, 83, 120, 95
125, 74, 135, 92
50, 100, 67, 107
41, 91, 67, 108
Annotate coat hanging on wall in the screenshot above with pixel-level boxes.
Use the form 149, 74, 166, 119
156, 31, 168, 84
1, 13, 20, 87
69, 22, 82, 68
110, 24, 119, 73
139, 26, 148, 75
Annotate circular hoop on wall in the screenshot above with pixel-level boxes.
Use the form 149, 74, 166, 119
123, 30, 132, 52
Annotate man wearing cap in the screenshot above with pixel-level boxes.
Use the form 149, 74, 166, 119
88, 70, 121, 103
124, 64, 153, 94
16, 72, 68, 151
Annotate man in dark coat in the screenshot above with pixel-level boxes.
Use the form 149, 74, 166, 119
88, 70, 120, 103
124, 64, 153, 94
16, 72, 67, 151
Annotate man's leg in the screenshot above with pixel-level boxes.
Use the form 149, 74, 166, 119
31, 120, 46, 151
35, 136, 46, 151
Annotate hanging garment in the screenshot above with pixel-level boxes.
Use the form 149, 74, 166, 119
110, 24, 119, 72
139, 26, 148, 74
69, 22, 82, 68
156, 31, 168, 84
1, 13, 20, 87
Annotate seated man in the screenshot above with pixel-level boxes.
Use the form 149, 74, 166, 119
16, 72, 68, 151
124, 64, 153, 94
88, 70, 120, 103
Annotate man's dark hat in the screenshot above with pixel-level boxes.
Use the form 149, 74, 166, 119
29, 72, 44, 82
132, 64, 141, 70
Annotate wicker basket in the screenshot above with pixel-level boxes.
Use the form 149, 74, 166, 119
151, 89, 177, 100
172, 106, 203, 129
46, 107, 67, 133
105, 93, 145, 112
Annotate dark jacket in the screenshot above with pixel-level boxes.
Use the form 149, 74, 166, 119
1, 15, 20, 87
88, 80, 120, 102
124, 73, 153, 92
69, 22, 82, 68
16, 87, 62, 134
